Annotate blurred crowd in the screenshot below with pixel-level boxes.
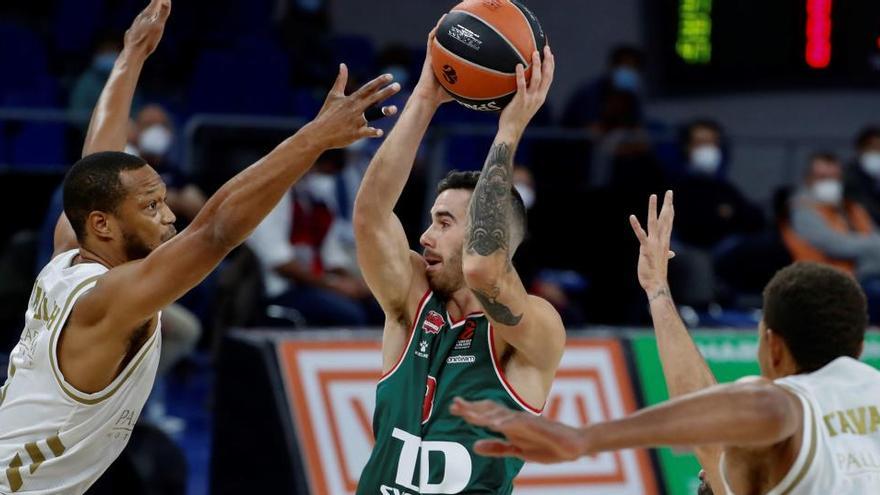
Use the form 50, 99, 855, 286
3, 2, 880, 380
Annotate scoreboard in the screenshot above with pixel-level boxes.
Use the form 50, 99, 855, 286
648, 0, 880, 91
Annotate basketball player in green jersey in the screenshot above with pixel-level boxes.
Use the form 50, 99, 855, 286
353, 23, 563, 494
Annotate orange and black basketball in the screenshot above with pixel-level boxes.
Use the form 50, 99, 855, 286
431, 0, 546, 112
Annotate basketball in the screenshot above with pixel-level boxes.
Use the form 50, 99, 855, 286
431, 0, 547, 112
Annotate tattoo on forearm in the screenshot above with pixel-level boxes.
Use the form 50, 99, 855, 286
467, 142, 514, 257
649, 287, 671, 303
472, 288, 523, 326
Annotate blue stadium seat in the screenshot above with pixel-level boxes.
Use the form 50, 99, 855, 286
187, 38, 292, 115
1, 75, 58, 108
329, 35, 376, 81
0, 23, 50, 100
52, 0, 105, 55
9, 122, 66, 169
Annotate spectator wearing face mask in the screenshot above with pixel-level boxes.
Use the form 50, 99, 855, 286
133, 105, 207, 224
844, 126, 880, 224
673, 120, 765, 248
783, 152, 880, 277
562, 44, 645, 133
69, 37, 143, 114
783, 152, 880, 322
667, 120, 765, 309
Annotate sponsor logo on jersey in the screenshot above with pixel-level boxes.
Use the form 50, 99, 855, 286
415, 340, 430, 359
446, 355, 476, 365
422, 310, 445, 334
455, 320, 476, 350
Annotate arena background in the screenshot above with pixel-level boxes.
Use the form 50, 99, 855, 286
1, 0, 879, 493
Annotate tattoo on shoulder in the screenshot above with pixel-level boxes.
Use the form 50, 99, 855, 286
467, 142, 514, 257
472, 288, 523, 326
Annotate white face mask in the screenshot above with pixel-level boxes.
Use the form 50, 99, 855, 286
307, 173, 336, 204
690, 145, 722, 175
861, 152, 880, 178
138, 125, 173, 157
515, 184, 535, 210
812, 179, 843, 205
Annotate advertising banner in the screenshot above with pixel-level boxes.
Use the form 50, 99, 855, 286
277, 339, 659, 495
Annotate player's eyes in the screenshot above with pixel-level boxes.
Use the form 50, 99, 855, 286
147, 201, 158, 210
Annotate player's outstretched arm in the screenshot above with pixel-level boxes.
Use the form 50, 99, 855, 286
452, 379, 802, 465
462, 46, 563, 364
53, 0, 171, 257
353, 21, 451, 316
82, 0, 169, 156
77, 68, 400, 330
629, 192, 725, 488
630, 192, 718, 394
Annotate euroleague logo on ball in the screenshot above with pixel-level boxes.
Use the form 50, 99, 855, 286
442, 65, 458, 84
481, 0, 503, 10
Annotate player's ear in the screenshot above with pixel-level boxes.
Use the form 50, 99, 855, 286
87, 210, 116, 242
765, 328, 788, 371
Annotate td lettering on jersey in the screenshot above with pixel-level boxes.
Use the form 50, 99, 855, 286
390, 428, 472, 494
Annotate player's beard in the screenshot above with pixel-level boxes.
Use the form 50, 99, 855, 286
122, 229, 155, 261
427, 248, 465, 299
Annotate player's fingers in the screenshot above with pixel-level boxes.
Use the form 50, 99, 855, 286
363, 82, 401, 109
515, 64, 527, 94
541, 46, 555, 92
359, 126, 385, 139
330, 63, 349, 96
352, 73, 394, 102
647, 194, 658, 235
365, 105, 398, 122
629, 215, 648, 245
474, 440, 522, 458
156, 0, 171, 20
529, 51, 542, 90
668, 250, 676, 259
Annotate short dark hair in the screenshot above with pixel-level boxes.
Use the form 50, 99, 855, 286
763, 262, 867, 373
63, 151, 149, 242
855, 126, 880, 150
608, 45, 644, 68
680, 118, 723, 150
436, 170, 528, 242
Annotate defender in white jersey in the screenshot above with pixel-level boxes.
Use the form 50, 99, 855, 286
0, 0, 401, 492
453, 192, 879, 495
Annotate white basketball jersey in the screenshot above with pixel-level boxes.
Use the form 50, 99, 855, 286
722, 356, 880, 494
0, 250, 162, 494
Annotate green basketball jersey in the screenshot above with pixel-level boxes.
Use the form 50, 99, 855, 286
357, 291, 541, 495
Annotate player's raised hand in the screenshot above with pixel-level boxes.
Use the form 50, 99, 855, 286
124, 0, 171, 57
499, 45, 555, 135
451, 398, 586, 464
629, 191, 676, 298
309, 64, 401, 149
413, 16, 455, 106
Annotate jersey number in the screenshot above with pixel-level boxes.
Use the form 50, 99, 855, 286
391, 428, 472, 494
422, 376, 437, 424
4, 435, 66, 492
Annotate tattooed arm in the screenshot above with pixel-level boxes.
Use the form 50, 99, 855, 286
463, 47, 564, 367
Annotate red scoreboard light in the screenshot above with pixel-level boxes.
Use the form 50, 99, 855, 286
806, 0, 833, 69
